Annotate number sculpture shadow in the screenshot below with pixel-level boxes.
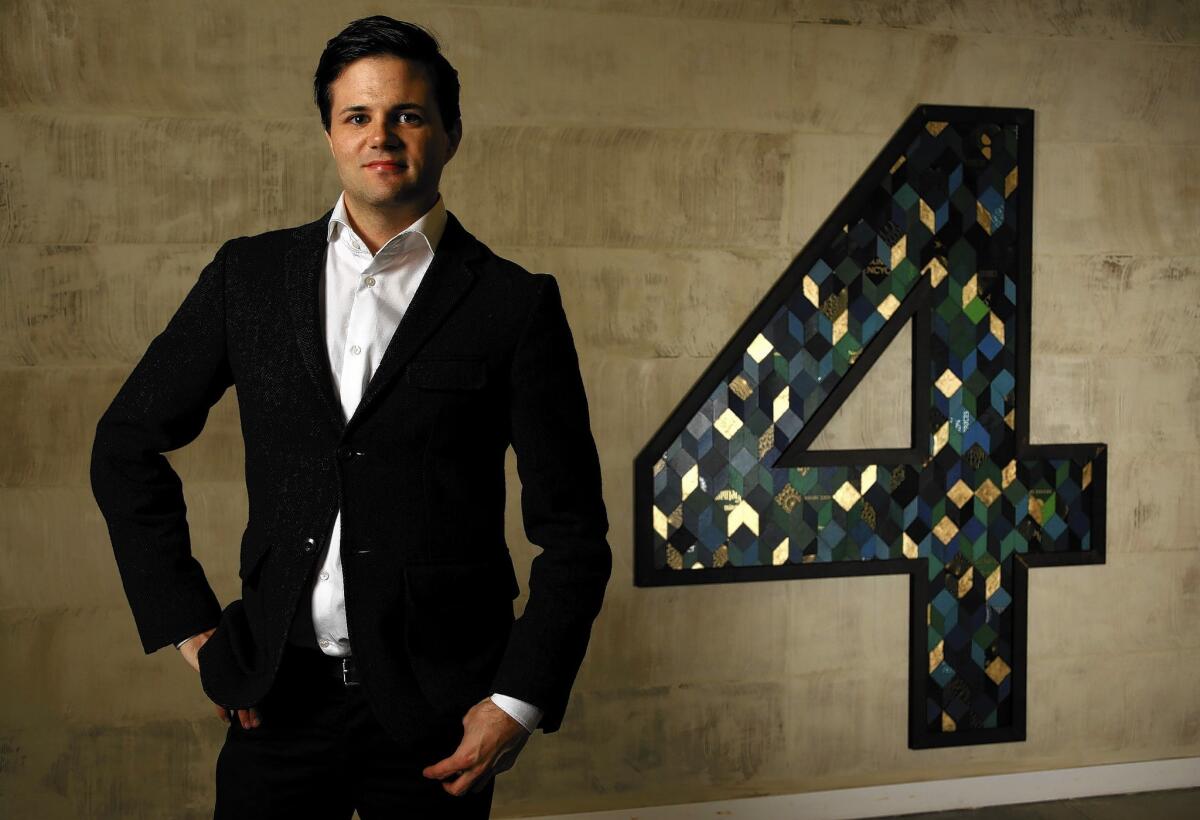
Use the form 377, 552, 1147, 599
634, 105, 1107, 748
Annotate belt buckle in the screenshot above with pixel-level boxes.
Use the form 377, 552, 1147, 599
341, 656, 360, 687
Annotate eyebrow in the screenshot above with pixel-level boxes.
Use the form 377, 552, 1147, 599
337, 102, 425, 115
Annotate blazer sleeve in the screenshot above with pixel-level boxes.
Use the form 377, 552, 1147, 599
491, 273, 612, 733
89, 240, 236, 654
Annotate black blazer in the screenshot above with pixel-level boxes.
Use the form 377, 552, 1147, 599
90, 209, 611, 737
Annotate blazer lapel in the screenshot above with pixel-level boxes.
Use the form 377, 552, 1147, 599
284, 209, 346, 436
346, 212, 481, 433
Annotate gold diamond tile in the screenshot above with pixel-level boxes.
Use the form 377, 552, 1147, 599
925, 256, 948, 287
1028, 495, 1044, 525
986, 657, 1011, 684
773, 387, 790, 422
986, 567, 1001, 599
935, 369, 963, 398
920, 198, 935, 233
833, 310, 848, 344
821, 288, 848, 322
1005, 166, 1018, 197
929, 639, 944, 673
772, 538, 789, 566
962, 273, 978, 306
714, 408, 743, 439
877, 293, 901, 320
976, 478, 1001, 506
933, 421, 949, 455
976, 199, 992, 234
666, 545, 683, 570
729, 375, 753, 400
682, 464, 699, 499
903, 532, 919, 559
933, 516, 959, 544
990, 311, 1005, 345
859, 465, 878, 493
727, 500, 759, 536
947, 479, 973, 508
956, 567, 974, 598
758, 427, 775, 459
712, 544, 729, 568
653, 506, 669, 539
747, 333, 773, 363
804, 276, 820, 307
890, 235, 907, 270
833, 481, 861, 511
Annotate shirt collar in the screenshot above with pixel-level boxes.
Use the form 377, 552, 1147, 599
326, 193, 448, 257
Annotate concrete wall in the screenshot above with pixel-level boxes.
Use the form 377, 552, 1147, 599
2, 1, 1197, 817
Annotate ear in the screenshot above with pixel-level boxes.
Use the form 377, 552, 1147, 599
444, 119, 463, 163
324, 126, 334, 157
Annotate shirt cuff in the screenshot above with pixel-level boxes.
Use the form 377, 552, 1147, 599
175, 634, 199, 650
490, 694, 542, 733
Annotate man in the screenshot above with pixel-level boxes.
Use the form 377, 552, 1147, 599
90, 16, 611, 818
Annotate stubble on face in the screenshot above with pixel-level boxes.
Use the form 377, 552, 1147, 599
323, 55, 460, 235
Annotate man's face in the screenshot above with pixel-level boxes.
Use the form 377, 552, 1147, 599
324, 55, 460, 218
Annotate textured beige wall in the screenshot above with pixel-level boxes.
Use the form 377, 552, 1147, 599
2, 1, 1198, 817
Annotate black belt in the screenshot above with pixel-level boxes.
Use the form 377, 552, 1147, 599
334, 655, 362, 687
283, 645, 363, 687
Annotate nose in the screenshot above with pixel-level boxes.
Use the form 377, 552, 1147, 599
369, 119, 401, 149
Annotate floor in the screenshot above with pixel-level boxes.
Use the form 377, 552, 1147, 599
903, 787, 1200, 819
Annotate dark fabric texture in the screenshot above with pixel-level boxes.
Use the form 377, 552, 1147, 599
213, 643, 494, 819
90, 210, 612, 738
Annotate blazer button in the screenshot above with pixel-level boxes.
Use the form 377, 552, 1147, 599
336, 445, 354, 461
303, 537, 316, 553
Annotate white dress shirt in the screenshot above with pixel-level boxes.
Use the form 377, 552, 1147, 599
181, 192, 541, 734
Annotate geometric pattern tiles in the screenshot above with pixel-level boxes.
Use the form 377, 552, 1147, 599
634, 106, 1107, 748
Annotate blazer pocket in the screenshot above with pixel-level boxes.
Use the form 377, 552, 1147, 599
238, 525, 272, 583
404, 356, 487, 391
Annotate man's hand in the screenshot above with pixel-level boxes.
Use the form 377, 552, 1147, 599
422, 698, 531, 796
178, 627, 261, 730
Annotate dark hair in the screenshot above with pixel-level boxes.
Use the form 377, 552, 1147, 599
313, 16, 461, 133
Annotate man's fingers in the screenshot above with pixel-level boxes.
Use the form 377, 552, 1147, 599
237, 707, 261, 730
422, 745, 478, 781
211, 705, 261, 729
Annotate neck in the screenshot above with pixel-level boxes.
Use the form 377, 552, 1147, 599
342, 193, 439, 255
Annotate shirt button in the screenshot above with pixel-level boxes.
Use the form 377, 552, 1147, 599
364, 276, 376, 287
320, 571, 330, 580
350, 344, 362, 355
320, 639, 331, 648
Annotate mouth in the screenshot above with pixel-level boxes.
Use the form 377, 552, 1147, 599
364, 161, 405, 171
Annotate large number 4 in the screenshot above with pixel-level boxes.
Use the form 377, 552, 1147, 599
634, 106, 1107, 748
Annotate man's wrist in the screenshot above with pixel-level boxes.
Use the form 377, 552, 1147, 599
489, 693, 542, 733
175, 632, 203, 650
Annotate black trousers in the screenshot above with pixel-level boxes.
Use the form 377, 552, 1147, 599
213, 643, 494, 819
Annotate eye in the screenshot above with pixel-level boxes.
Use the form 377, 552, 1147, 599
396, 111, 423, 125
348, 114, 367, 125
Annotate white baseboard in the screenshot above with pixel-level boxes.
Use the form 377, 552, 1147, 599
523, 756, 1200, 819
